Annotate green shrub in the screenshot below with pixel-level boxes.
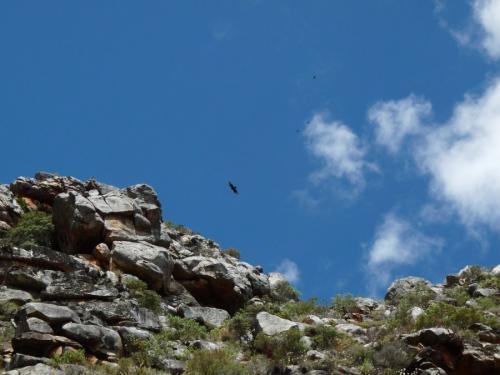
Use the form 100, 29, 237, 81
221, 310, 253, 342
387, 284, 436, 333
344, 342, 374, 367
443, 286, 469, 306
277, 298, 326, 321
128, 332, 176, 368
253, 329, 307, 368
124, 278, 162, 314
416, 302, 484, 331
331, 294, 358, 316
373, 340, 412, 370
48, 349, 86, 367
0, 301, 19, 320
164, 221, 193, 235
222, 248, 241, 260
307, 324, 340, 350
3, 211, 54, 248
461, 265, 486, 283
479, 274, 500, 289
271, 280, 300, 303
167, 316, 208, 341
359, 358, 375, 375
185, 347, 250, 375
16, 197, 29, 212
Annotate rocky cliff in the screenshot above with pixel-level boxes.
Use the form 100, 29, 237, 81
0, 173, 498, 375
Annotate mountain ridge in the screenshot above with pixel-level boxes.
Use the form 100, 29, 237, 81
0, 173, 498, 375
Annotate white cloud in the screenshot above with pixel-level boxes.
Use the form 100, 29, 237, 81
304, 113, 373, 191
416, 77, 500, 231
473, 0, 500, 58
275, 259, 300, 284
437, 0, 500, 59
368, 95, 432, 154
367, 213, 443, 290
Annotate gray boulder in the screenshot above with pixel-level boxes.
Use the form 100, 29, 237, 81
62, 322, 122, 357
16, 302, 81, 325
0, 184, 23, 228
8, 353, 49, 370
335, 323, 367, 337
255, 311, 302, 335
385, 277, 434, 304
0, 287, 33, 304
180, 305, 230, 329
403, 328, 461, 348
12, 332, 82, 357
5, 363, 65, 375
15, 317, 53, 335
492, 264, 500, 276
111, 241, 173, 292
473, 288, 498, 298
0, 246, 92, 273
115, 326, 152, 355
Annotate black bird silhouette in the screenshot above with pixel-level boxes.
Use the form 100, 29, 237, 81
228, 181, 239, 194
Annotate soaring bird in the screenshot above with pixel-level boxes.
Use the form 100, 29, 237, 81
228, 181, 239, 194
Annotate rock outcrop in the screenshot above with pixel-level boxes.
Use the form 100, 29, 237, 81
0, 173, 498, 375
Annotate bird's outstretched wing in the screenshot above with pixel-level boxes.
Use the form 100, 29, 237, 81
228, 181, 239, 194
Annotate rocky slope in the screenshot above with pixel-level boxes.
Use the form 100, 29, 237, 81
0, 173, 498, 375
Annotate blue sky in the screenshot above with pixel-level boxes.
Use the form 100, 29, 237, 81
1, 1, 499, 301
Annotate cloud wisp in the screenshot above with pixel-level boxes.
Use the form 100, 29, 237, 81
473, 0, 500, 59
436, 0, 500, 59
366, 213, 444, 293
274, 259, 300, 284
368, 95, 432, 154
303, 113, 375, 194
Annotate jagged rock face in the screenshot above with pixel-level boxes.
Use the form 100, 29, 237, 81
0, 185, 23, 230
10, 173, 87, 206
170, 231, 270, 313
111, 241, 173, 292
9, 172, 164, 254
52, 185, 164, 254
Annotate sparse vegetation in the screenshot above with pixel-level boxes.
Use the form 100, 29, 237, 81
270, 280, 300, 303
222, 247, 241, 259
185, 347, 249, 375
331, 294, 358, 316
1, 211, 54, 248
416, 302, 485, 331
0, 301, 19, 320
307, 324, 340, 350
277, 297, 326, 321
164, 221, 193, 235
253, 329, 307, 368
48, 349, 86, 367
124, 278, 163, 314
167, 315, 208, 341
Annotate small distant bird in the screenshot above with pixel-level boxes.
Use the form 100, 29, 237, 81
312, 75, 317, 79
228, 181, 239, 194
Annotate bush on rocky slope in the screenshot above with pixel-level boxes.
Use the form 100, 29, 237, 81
0, 174, 499, 375
1, 211, 54, 248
